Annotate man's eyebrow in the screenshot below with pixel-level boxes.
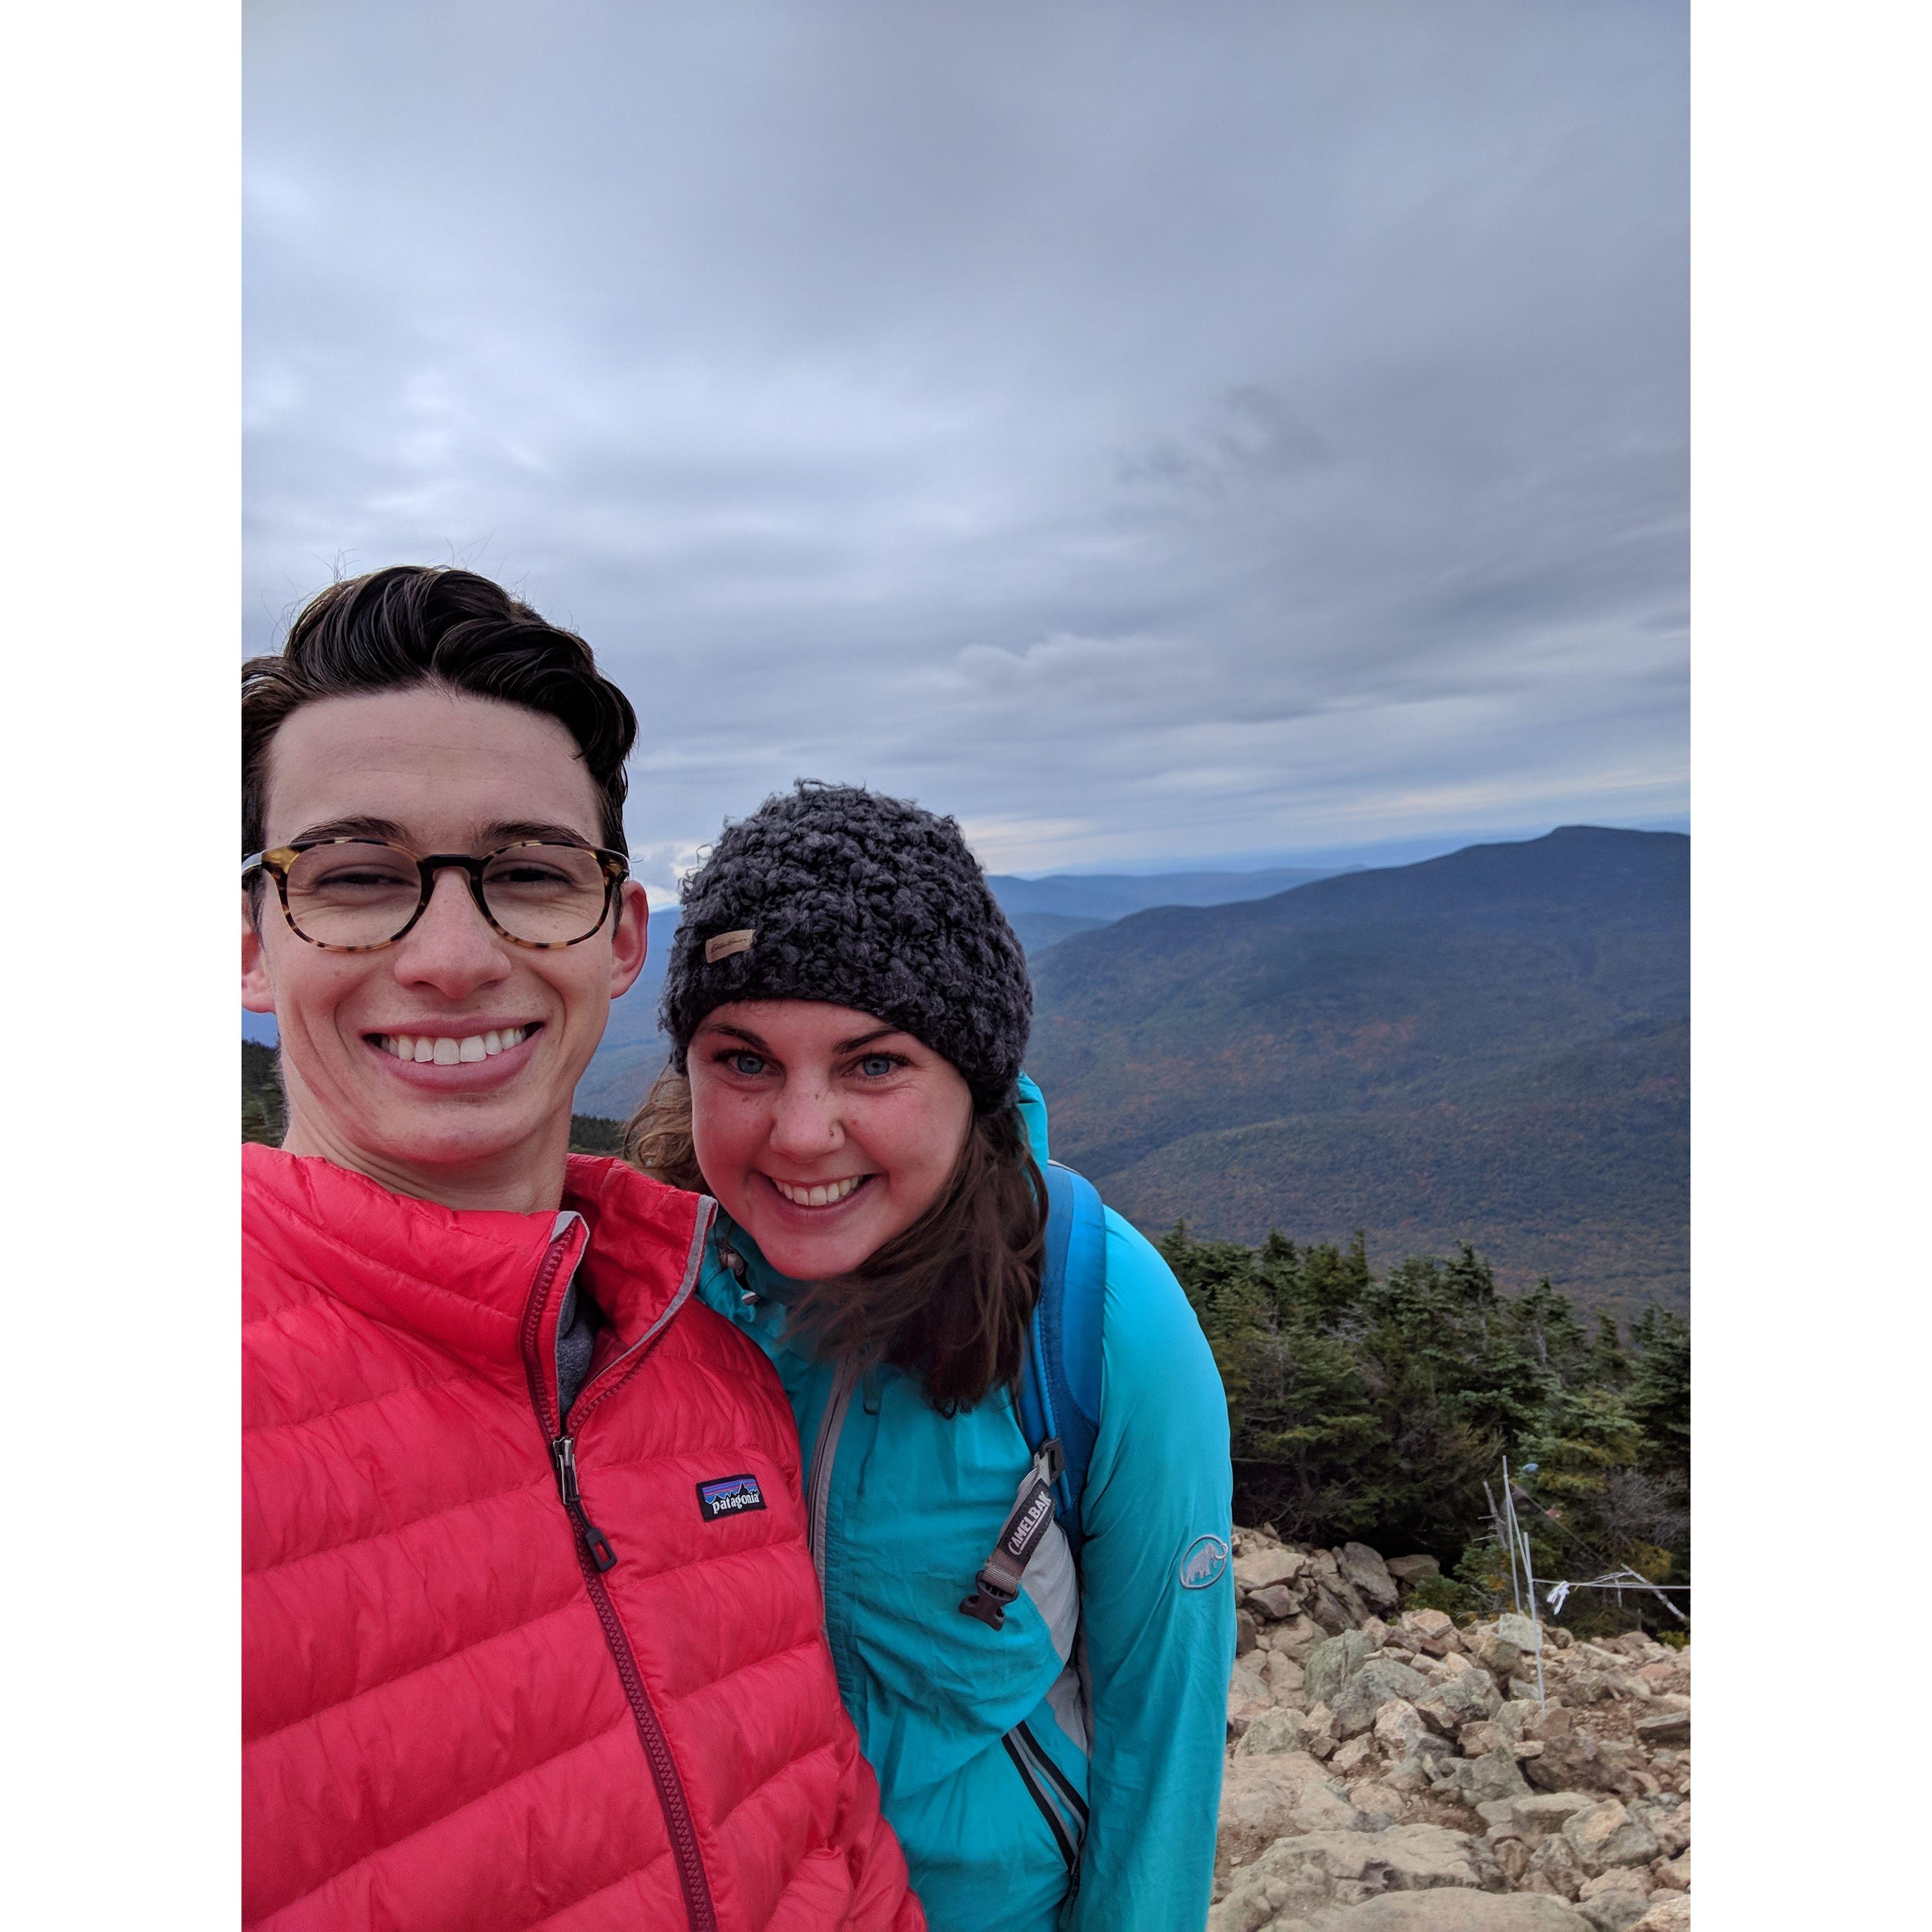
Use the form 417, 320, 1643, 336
482, 820, 601, 848
286, 814, 409, 845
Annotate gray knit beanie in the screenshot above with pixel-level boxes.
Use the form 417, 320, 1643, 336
659, 781, 1033, 1113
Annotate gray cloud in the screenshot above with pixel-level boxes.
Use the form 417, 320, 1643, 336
246, 0, 1687, 897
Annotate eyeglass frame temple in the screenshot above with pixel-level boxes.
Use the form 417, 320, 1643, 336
241, 839, 630, 953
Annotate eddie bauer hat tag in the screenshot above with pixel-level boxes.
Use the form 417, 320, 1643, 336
705, 928, 755, 964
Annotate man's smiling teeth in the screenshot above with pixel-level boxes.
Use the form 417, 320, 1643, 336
379, 1026, 531, 1063
771, 1176, 866, 1208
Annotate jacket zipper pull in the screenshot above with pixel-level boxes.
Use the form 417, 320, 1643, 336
552, 1435, 618, 1572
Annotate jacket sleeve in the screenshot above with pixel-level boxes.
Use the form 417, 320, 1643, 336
1068, 1211, 1235, 1932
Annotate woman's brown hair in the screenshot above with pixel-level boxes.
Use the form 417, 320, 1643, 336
626, 1068, 1047, 1415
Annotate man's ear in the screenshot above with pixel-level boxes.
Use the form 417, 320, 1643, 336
242, 893, 276, 1014
608, 880, 651, 1001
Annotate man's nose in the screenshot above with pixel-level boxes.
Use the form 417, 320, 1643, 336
388, 869, 513, 996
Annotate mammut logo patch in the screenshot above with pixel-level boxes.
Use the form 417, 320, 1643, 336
697, 1473, 767, 1521
1178, 1533, 1230, 1589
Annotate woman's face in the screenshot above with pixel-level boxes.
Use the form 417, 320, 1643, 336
687, 999, 975, 1280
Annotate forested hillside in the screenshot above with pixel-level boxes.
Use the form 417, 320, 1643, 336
1164, 1223, 1688, 1613
1028, 827, 1687, 1315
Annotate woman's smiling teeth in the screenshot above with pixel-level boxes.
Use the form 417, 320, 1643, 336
377, 1026, 533, 1064
771, 1175, 868, 1208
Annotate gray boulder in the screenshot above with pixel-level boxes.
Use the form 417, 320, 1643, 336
1209, 1825, 1489, 1932
1239, 1707, 1318, 1757
1561, 1801, 1661, 1875
1634, 1709, 1689, 1749
1307, 1895, 1595, 1931
1384, 1555, 1441, 1586
1216, 1753, 1366, 1883
1432, 1744, 1531, 1809
1576, 1870, 1654, 1932
1236, 1545, 1310, 1594
1629, 1898, 1690, 1931
1506, 1792, 1601, 1846
1428, 1669, 1502, 1729
1496, 1613, 1541, 1658
1332, 1659, 1436, 1738
1338, 1543, 1402, 1612
1304, 1630, 1380, 1708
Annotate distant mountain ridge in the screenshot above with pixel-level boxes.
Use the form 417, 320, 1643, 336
570, 870, 1334, 1115
1026, 826, 1688, 1315
985, 866, 1335, 922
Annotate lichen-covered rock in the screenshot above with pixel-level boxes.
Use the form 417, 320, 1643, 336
1268, 1653, 1309, 1701
1394, 1607, 1458, 1656
1384, 1555, 1441, 1587
1507, 1793, 1601, 1846
1372, 1698, 1429, 1759
1231, 1659, 1274, 1734
1239, 1707, 1318, 1757
1338, 1543, 1402, 1612
1308, 1894, 1596, 1930
1524, 1730, 1645, 1799
1210, 1824, 1490, 1932
1630, 1895, 1690, 1931
1217, 1753, 1366, 1883
1634, 1709, 1689, 1749
1561, 1801, 1661, 1875
1434, 1744, 1532, 1809
1237, 1546, 1312, 1595
1525, 1832, 1586, 1901
1305, 1631, 1380, 1708
1422, 1669, 1502, 1733
1577, 1868, 1653, 1932
1332, 1659, 1436, 1737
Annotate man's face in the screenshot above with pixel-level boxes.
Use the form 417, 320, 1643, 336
242, 686, 648, 1208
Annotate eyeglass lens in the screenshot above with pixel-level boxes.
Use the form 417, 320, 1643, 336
283, 843, 610, 948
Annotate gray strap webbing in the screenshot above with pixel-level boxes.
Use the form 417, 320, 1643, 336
960, 1439, 1064, 1628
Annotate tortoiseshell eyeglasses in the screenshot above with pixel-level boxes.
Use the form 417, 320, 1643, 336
242, 839, 630, 953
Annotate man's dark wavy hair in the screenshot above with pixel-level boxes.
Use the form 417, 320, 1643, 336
242, 565, 637, 856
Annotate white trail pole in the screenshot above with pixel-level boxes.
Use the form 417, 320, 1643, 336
1500, 1461, 1524, 1614
1519, 1526, 1547, 1713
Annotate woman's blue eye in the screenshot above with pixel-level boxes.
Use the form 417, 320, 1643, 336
858, 1054, 896, 1077
729, 1052, 766, 1076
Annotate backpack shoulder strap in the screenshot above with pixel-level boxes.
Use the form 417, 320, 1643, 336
959, 1161, 1110, 1629
1019, 1162, 1107, 1556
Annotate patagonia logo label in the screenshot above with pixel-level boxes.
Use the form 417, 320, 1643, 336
705, 928, 755, 964
697, 1473, 767, 1521
1178, 1533, 1231, 1589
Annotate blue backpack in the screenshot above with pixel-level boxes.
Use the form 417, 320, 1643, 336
958, 1161, 1107, 1625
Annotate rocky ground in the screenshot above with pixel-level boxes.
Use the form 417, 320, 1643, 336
1214, 1527, 1690, 1932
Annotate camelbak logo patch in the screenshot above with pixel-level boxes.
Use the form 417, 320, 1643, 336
697, 1473, 767, 1521
1178, 1534, 1230, 1589
1003, 1485, 1055, 1559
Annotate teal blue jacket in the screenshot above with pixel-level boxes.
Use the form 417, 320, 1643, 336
693, 1080, 1234, 1932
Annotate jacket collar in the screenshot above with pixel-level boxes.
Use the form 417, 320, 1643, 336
243, 1144, 714, 1380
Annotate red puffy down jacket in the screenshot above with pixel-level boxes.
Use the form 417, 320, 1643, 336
243, 1144, 922, 1932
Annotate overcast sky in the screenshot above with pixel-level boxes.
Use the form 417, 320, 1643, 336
245, 0, 1686, 900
